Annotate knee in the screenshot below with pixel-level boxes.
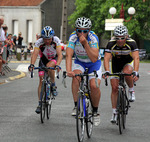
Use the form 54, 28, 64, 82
112, 85, 118, 93
90, 83, 97, 90
72, 77, 79, 86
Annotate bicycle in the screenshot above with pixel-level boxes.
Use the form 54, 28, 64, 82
63, 68, 98, 142
104, 72, 135, 134
31, 66, 61, 123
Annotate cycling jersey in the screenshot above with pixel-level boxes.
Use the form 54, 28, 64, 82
34, 36, 61, 65
67, 31, 101, 63
105, 38, 138, 73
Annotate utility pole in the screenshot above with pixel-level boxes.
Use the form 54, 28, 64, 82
61, 0, 67, 42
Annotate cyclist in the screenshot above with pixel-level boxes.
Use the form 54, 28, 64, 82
103, 25, 139, 123
66, 17, 102, 126
28, 26, 63, 114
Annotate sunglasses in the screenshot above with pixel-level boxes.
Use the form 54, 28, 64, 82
76, 29, 89, 33
115, 37, 126, 40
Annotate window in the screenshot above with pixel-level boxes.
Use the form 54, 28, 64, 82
27, 20, 33, 43
12, 20, 18, 35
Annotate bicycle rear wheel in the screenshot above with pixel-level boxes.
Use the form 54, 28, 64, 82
76, 93, 85, 142
46, 91, 53, 119
40, 82, 46, 123
86, 97, 93, 138
117, 88, 124, 134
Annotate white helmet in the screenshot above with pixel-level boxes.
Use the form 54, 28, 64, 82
75, 17, 92, 29
114, 25, 128, 36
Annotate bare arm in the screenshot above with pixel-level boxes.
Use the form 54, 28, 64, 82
79, 35, 98, 63
66, 47, 74, 72
103, 52, 112, 72
56, 46, 63, 66
31, 48, 39, 65
84, 42, 99, 63
132, 50, 139, 72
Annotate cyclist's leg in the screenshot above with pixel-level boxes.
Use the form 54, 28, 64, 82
46, 60, 56, 83
110, 78, 119, 123
71, 60, 84, 115
46, 59, 58, 96
123, 62, 134, 88
35, 60, 45, 113
88, 60, 102, 126
123, 62, 135, 101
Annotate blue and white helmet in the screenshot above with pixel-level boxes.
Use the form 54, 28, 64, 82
75, 17, 92, 29
114, 25, 128, 36
41, 26, 55, 39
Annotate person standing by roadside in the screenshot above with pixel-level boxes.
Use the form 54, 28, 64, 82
0, 16, 6, 43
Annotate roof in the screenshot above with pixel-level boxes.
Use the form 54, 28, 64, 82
0, 0, 45, 6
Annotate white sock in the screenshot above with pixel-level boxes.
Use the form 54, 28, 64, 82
112, 108, 117, 114
129, 87, 134, 92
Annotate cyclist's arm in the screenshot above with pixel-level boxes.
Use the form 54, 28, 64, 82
80, 35, 99, 63
132, 50, 139, 72
104, 52, 112, 72
30, 47, 39, 65
84, 43, 99, 63
56, 45, 63, 66
66, 47, 74, 72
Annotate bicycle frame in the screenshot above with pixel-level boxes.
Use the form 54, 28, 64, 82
63, 68, 98, 142
104, 72, 133, 134
31, 66, 61, 123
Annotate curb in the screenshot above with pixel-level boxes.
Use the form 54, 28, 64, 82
0, 70, 26, 85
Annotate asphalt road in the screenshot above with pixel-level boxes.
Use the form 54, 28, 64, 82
0, 59, 150, 142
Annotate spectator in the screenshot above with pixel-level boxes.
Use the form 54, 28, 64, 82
2, 24, 8, 38
60, 40, 67, 51
17, 32, 23, 47
36, 33, 41, 40
0, 41, 6, 76
13, 34, 17, 55
27, 42, 33, 54
0, 16, 6, 43
5, 34, 15, 62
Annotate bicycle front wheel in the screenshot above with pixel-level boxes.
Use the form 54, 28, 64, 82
117, 88, 124, 134
46, 91, 53, 119
122, 90, 127, 129
86, 97, 93, 138
40, 82, 46, 123
76, 93, 85, 142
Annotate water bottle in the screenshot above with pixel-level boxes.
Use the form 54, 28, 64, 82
46, 84, 50, 99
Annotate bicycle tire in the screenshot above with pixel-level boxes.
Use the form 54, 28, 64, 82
40, 81, 46, 123
86, 97, 93, 138
46, 91, 53, 119
76, 93, 85, 142
122, 90, 127, 129
117, 88, 124, 134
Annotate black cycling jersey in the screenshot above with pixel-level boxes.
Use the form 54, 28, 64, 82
105, 38, 139, 73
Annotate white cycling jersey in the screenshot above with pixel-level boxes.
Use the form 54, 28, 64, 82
34, 36, 61, 60
67, 31, 100, 63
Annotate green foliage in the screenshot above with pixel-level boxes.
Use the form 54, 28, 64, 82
68, 0, 150, 40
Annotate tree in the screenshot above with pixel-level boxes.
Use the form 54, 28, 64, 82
68, 0, 150, 41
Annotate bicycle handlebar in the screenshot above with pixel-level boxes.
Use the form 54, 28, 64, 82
62, 70, 99, 88
103, 72, 136, 86
31, 66, 61, 79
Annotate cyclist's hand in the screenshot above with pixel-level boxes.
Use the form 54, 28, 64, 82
67, 71, 75, 77
28, 64, 34, 72
55, 65, 61, 72
102, 71, 110, 79
79, 35, 88, 47
132, 71, 139, 82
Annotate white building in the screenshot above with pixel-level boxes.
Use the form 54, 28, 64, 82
0, 0, 46, 45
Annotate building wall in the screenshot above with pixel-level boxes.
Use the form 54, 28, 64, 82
41, 0, 63, 39
0, 7, 42, 45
